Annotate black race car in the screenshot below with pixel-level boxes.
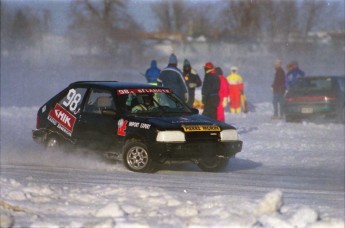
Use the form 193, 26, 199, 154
32, 81, 242, 172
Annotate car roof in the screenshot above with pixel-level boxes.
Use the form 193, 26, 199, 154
69, 81, 162, 89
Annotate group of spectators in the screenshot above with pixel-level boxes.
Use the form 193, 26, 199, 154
143, 53, 246, 122
271, 59, 305, 119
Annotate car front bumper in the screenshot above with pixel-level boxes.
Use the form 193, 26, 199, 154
150, 140, 243, 161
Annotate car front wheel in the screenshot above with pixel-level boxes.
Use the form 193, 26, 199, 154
123, 140, 156, 173
197, 157, 229, 172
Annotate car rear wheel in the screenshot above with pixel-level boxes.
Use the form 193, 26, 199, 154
123, 140, 156, 173
285, 114, 300, 123
337, 106, 345, 123
197, 157, 229, 172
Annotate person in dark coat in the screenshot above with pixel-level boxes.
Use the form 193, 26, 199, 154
144, 60, 160, 85
183, 59, 202, 107
271, 59, 286, 119
201, 62, 220, 119
157, 53, 189, 102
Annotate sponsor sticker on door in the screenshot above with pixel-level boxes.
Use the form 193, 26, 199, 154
48, 103, 76, 136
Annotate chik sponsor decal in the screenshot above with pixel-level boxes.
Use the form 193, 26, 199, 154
48, 103, 76, 136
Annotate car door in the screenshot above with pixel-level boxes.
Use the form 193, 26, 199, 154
73, 88, 118, 150
48, 86, 88, 139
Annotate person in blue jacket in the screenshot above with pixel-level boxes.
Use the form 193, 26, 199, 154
144, 60, 160, 85
157, 53, 189, 103
285, 61, 305, 89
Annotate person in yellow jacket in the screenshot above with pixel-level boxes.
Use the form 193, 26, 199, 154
226, 66, 244, 113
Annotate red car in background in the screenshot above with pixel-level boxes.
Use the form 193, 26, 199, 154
284, 76, 345, 123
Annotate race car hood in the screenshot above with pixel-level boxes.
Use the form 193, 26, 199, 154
127, 114, 235, 131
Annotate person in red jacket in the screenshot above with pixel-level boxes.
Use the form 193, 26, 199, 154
215, 67, 229, 122
226, 66, 244, 113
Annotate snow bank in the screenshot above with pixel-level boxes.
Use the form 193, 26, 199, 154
1, 177, 344, 227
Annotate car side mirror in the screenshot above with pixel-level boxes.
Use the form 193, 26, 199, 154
191, 108, 199, 114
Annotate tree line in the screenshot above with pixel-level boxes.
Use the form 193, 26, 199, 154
1, 0, 343, 58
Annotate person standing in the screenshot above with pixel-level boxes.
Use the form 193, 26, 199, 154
215, 67, 229, 122
227, 66, 244, 113
271, 59, 286, 119
157, 53, 189, 103
183, 59, 202, 107
201, 62, 220, 119
144, 60, 160, 85
285, 61, 305, 89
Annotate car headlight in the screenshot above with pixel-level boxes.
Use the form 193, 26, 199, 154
220, 129, 239, 141
156, 131, 185, 142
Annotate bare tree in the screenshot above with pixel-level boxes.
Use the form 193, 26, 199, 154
42, 9, 52, 34
259, 0, 299, 43
68, 0, 143, 58
150, 0, 217, 41
220, 0, 262, 42
1, 2, 14, 51
299, 0, 341, 40
9, 9, 46, 52
187, 2, 216, 39
151, 1, 189, 33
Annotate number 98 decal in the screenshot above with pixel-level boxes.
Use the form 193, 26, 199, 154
63, 89, 82, 112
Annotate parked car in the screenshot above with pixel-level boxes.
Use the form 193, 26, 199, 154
32, 81, 243, 172
284, 76, 345, 122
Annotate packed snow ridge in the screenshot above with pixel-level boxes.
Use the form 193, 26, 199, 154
1, 178, 343, 228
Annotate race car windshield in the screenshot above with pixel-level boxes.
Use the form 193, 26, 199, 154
120, 92, 192, 115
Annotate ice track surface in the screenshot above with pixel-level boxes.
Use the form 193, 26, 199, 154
0, 105, 344, 227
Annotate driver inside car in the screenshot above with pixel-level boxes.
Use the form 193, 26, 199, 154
131, 94, 156, 113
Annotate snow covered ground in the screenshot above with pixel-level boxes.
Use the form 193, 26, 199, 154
1, 44, 344, 227
1, 99, 344, 227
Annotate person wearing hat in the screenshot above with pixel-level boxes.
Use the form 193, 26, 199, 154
183, 59, 202, 107
201, 62, 220, 119
285, 61, 305, 89
144, 60, 161, 85
226, 66, 244, 113
157, 53, 189, 102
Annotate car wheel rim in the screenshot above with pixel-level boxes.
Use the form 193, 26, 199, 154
127, 146, 148, 170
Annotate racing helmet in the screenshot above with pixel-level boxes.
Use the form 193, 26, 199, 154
137, 94, 153, 106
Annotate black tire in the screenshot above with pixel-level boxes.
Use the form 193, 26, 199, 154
285, 114, 292, 122
336, 106, 345, 123
197, 157, 229, 172
123, 140, 156, 173
285, 114, 300, 123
